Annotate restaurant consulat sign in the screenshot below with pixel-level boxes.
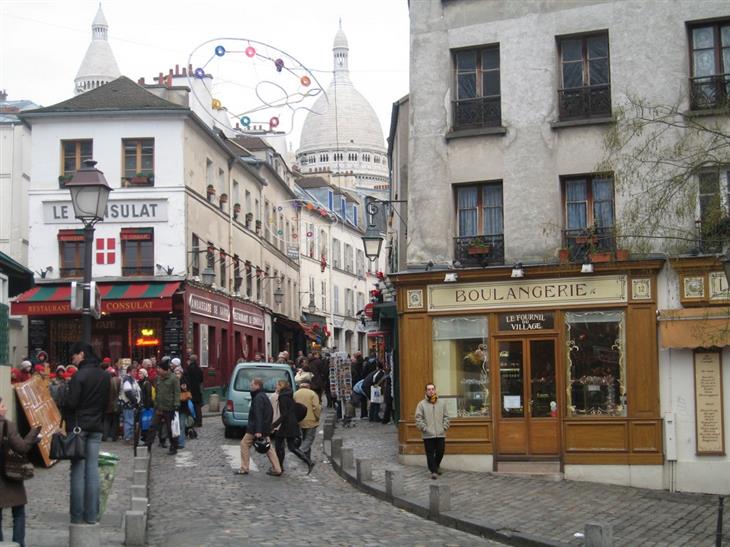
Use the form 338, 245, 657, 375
428, 275, 627, 311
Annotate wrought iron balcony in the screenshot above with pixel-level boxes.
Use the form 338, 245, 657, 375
558, 84, 611, 121
122, 266, 154, 276
689, 74, 730, 110
454, 234, 504, 266
452, 96, 502, 130
562, 226, 615, 262
695, 218, 730, 254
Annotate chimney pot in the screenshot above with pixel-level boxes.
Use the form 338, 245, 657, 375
182, 67, 187, 76
169, 68, 173, 77
175, 64, 180, 75
158, 72, 164, 84
189, 63, 193, 74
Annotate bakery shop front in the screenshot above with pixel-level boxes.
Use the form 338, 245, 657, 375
393, 261, 664, 485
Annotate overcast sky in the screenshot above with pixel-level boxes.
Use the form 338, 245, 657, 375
0, 0, 410, 149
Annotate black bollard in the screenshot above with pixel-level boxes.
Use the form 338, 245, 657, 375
716, 495, 724, 547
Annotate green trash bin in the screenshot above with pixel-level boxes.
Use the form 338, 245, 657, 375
98, 452, 119, 517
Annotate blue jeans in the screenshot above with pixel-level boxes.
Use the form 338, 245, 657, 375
70, 431, 102, 524
0, 504, 26, 547
122, 408, 135, 441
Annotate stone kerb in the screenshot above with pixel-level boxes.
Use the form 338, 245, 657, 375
125, 450, 151, 547
340, 447, 354, 470
429, 483, 451, 516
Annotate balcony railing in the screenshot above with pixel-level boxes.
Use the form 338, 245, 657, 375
689, 74, 730, 111
562, 226, 615, 262
122, 266, 154, 276
558, 84, 611, 121
452, 96, 502, 130
59, 267, 83, 278
454, 234, 505, 266
695, 218, 730, 254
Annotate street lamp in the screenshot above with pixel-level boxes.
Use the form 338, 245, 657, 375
273, 283, 284, 305
201, 266, 216, 286
362, 202, 384, 262
66, 159, 112, 345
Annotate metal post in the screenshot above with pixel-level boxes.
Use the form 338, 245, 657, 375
82, 223, 94, 345
716, 496, 724, 547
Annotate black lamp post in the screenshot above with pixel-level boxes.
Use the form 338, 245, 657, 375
66, 160, 112, 345
362, 202, 384, 262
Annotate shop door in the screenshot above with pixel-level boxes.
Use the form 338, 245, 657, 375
496, 338, 559, 457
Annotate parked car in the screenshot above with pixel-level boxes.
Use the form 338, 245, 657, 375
221, 362, 295, 438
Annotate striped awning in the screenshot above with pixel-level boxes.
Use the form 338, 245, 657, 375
11, 282, 181, 316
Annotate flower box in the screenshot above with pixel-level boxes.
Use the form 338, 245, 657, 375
615, 248, 630, 261
558, 248, 570, 264
467, 245, 491, 256
589, 251, 612, 263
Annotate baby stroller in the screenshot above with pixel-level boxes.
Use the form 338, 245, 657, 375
185, 399, 198, 439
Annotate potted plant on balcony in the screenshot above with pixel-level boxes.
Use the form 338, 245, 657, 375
206, 184, 216, 202
245, 212, 254, 227
233, 202, 241, 220
58, 174, 73, 187
219, 193, 228, 211
466, 236, 492, 256
558, 248, 570, 264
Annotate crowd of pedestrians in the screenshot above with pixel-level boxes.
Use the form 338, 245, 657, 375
1, 345, 206, 545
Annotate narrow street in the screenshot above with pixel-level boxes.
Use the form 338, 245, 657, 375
146, 418, 504, 547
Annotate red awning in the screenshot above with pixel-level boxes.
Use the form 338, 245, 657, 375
11, 282, 181, 316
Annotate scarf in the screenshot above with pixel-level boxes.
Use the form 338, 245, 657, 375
427, 394, 438, 404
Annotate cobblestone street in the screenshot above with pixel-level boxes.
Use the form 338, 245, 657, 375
333, 419, 721, 547
146, 415, 504, 547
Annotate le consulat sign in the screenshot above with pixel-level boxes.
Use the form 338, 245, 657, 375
428, 275, 627, 311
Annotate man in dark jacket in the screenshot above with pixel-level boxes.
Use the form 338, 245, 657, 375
63, 341, 110, 525
236, 378, 282, 476
147, 357, 180, 455
363, 362, 386, 422
186, 354, 204, 427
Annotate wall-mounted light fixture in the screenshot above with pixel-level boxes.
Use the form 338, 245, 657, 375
444, 272, 458, 283
510, 263, 524, 278
581, 260, 594, 274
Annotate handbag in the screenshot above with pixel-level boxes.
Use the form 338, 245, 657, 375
0, 422, 34, 482
170, 412, 181, 438
50, 418, 86, 461
140, 408, 154, 432
370, 386, 384, 404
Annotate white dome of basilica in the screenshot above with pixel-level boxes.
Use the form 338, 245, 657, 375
296, 23, 388, 191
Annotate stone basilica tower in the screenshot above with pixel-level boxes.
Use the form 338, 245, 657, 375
296, 23, 388, 194
74, 5, 121, 95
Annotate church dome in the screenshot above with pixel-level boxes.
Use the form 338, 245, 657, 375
74, 5, 121, 95
298, 82, 385, 154
298, 23, 385, 155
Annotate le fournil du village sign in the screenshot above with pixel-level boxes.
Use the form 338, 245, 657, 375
428, 275, 628, 311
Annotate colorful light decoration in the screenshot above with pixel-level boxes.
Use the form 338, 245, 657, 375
305, 203, 315, 210
212, 98, 222, 109
186, 37, 327, 137
306, 231, 313, 238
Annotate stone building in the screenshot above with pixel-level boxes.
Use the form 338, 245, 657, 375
392, 0, 730, 494
74, 5, 121, 96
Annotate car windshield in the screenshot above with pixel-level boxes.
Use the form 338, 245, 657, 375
234, 368, 290, 393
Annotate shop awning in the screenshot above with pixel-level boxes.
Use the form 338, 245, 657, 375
659, 308, 730, 349
11, 281, 181, 316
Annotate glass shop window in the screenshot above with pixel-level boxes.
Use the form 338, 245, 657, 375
432, 316, 490, 417
565, 310, 626, 417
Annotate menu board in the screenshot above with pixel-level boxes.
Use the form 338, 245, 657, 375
14, 375, 61, 467
163, 317, 183, 358
694, 351, 725, 455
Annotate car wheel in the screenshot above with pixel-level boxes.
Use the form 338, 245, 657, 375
224, 426, 236, 439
